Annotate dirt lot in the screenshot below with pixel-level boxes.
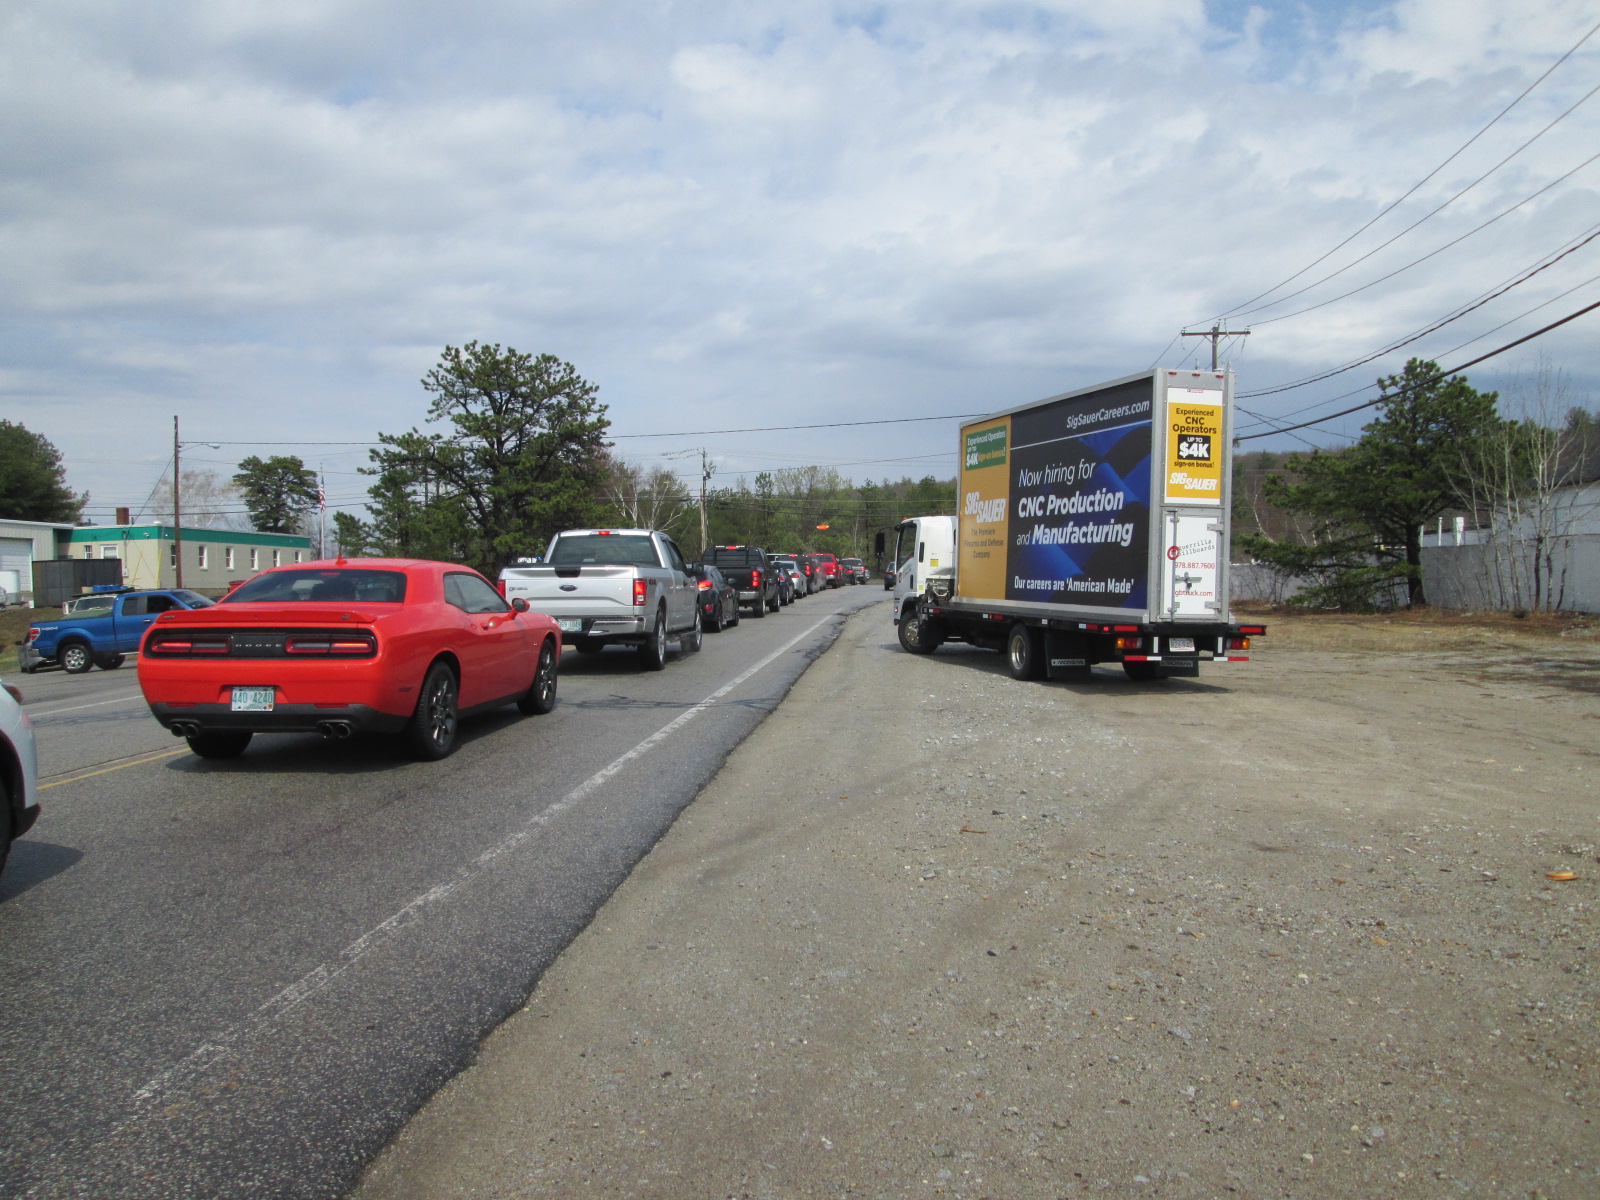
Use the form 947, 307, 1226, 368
351, 601, 1598, 1200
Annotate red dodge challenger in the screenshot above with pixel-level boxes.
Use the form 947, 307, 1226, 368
137, 558, 561, 761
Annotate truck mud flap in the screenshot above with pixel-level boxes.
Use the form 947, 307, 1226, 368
1043, 630, 1092, 682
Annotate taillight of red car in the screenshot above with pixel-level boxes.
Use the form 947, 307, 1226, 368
285, 634, 378, 657
145, 634, 232, 656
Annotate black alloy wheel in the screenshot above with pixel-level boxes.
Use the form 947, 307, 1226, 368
518, 639, 559, 715
405, 661, 460, 759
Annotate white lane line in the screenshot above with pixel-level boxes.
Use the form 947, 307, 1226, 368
28, 693, 144, 719
127, 611, 841, 1112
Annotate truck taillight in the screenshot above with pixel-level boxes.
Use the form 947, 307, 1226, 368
1115, 636, 1143, 650
633, 579, 648, 606
496, 580, 506, 597
25, 628, 38, 643
752, 569, 762, 584
1228, 636, 1251, 651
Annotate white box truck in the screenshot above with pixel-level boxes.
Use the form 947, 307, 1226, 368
883, 368, 1264, 681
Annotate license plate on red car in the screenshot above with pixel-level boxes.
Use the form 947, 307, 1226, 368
231, 686, 275, 712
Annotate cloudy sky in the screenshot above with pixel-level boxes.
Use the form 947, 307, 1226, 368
4, 0, 1598, 522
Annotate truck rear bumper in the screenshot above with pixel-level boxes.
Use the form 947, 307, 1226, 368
558, 615, 650, 641
16, 645, 48, 672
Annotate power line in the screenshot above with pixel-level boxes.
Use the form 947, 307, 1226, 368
1240, 226, 1600, 398
1235, 295, 1600, 442
1207, 16, 1600, 323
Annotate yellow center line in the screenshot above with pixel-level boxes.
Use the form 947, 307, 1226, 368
42, 747, 190, 789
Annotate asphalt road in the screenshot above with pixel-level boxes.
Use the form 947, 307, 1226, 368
0, 584, 885, 1199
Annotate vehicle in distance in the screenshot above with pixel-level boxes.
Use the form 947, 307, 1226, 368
840, 557, 866, 584
498, 529, 701, 669
702, 546, 780, 618
810, 551, 843, 588
781, 554, 818, 594
22, 587, 215, 674
0, 681, 39, 878
770, 557, 806, 599
137, 559, 561, 761
692, 563, 740, 632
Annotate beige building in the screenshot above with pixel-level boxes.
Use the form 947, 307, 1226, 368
65, 525, 313, 594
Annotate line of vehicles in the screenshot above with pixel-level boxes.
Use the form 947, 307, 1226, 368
1, 533, 870, 875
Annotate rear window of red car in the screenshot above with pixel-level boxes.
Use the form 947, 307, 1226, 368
224, 569, 408, 604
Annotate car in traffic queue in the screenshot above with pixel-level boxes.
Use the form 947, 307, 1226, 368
136, 558, 562, 762
691, 562, 741, 632
840, 557, 866, 584
771, 556, 807, 599
780, 553, 818, 594
772, 563, 796, 606
0, 679, 39, 879
701, 546, 781, 618
810, 551, 844, 588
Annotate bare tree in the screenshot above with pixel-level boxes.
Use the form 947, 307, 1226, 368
144, 469, 252, 532
1453, 361, 1600, 612
602, 460, 696, 542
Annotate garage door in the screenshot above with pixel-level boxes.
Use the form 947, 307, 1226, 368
0, 536, 33, 599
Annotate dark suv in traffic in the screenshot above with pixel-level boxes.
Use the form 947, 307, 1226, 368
702, 545, 781, 617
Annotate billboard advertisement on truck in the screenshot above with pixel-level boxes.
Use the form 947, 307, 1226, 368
954, 369, 1230, 621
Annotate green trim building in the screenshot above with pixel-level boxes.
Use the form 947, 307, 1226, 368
65, 525, 312, 593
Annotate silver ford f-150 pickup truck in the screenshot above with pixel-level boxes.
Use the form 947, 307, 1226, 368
497, 528, 702, 671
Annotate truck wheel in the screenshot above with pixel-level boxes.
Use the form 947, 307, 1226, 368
638, 608, 668, 671
60, 642, 93, 674
748, 598, 766, 619
405, 661, 460, 759
97, 654, 126, 671
767, 592, 780, 612
1122, 661, 1168, 682
573, 639, 604, 655
681, 610, 703, 653
1006, 624, 1045, 681
187, 731, 253, 759
897, 611, 942, 655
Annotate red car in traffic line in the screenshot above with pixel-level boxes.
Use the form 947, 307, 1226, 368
137, 558, 561, 761
810, 551, 843, 587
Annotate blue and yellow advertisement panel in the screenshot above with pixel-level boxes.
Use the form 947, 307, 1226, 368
959, 377, 1154, 610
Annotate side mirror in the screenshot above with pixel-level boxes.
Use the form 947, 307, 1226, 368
511, 597, 530, 613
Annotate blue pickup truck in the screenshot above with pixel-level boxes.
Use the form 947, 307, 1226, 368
20, 587, 216, 674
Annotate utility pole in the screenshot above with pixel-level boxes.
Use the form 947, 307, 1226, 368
173, 416, 184, 589
697, 448, 715, 556
1181, 324, 1251, 370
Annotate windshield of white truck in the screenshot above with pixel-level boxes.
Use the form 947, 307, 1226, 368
548, 534, 661, 567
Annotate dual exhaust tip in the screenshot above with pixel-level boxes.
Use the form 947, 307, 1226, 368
167, 719, 354, 740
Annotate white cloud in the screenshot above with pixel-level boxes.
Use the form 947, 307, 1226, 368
1, 0, 1597, 515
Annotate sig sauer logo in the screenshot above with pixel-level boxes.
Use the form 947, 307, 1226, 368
964, 424, 1007, 470
1176, 433, 1212, 462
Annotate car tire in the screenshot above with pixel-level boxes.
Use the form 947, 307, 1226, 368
97, 654, 126, 671
638, 608, 667, 671
517, 638, 559, 715
573, 639, 604, 655
0, 778, 13, 879
705, 606, 722, 633
729, 604, 740, 627
1006, 623, 1045, 681
897, 610, 943, 655
186, 730, 253, 759
60, 641, 93, 674
748, 599, 765, 619
682, 610, 703, 654
767, 592, 780, 613
405, 661, 460, 760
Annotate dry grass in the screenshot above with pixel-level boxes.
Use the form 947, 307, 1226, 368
0, 606, 40, 655
1235, 601, 1600, 652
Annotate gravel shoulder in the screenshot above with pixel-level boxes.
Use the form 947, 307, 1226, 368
351, 600, 1598, 1200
